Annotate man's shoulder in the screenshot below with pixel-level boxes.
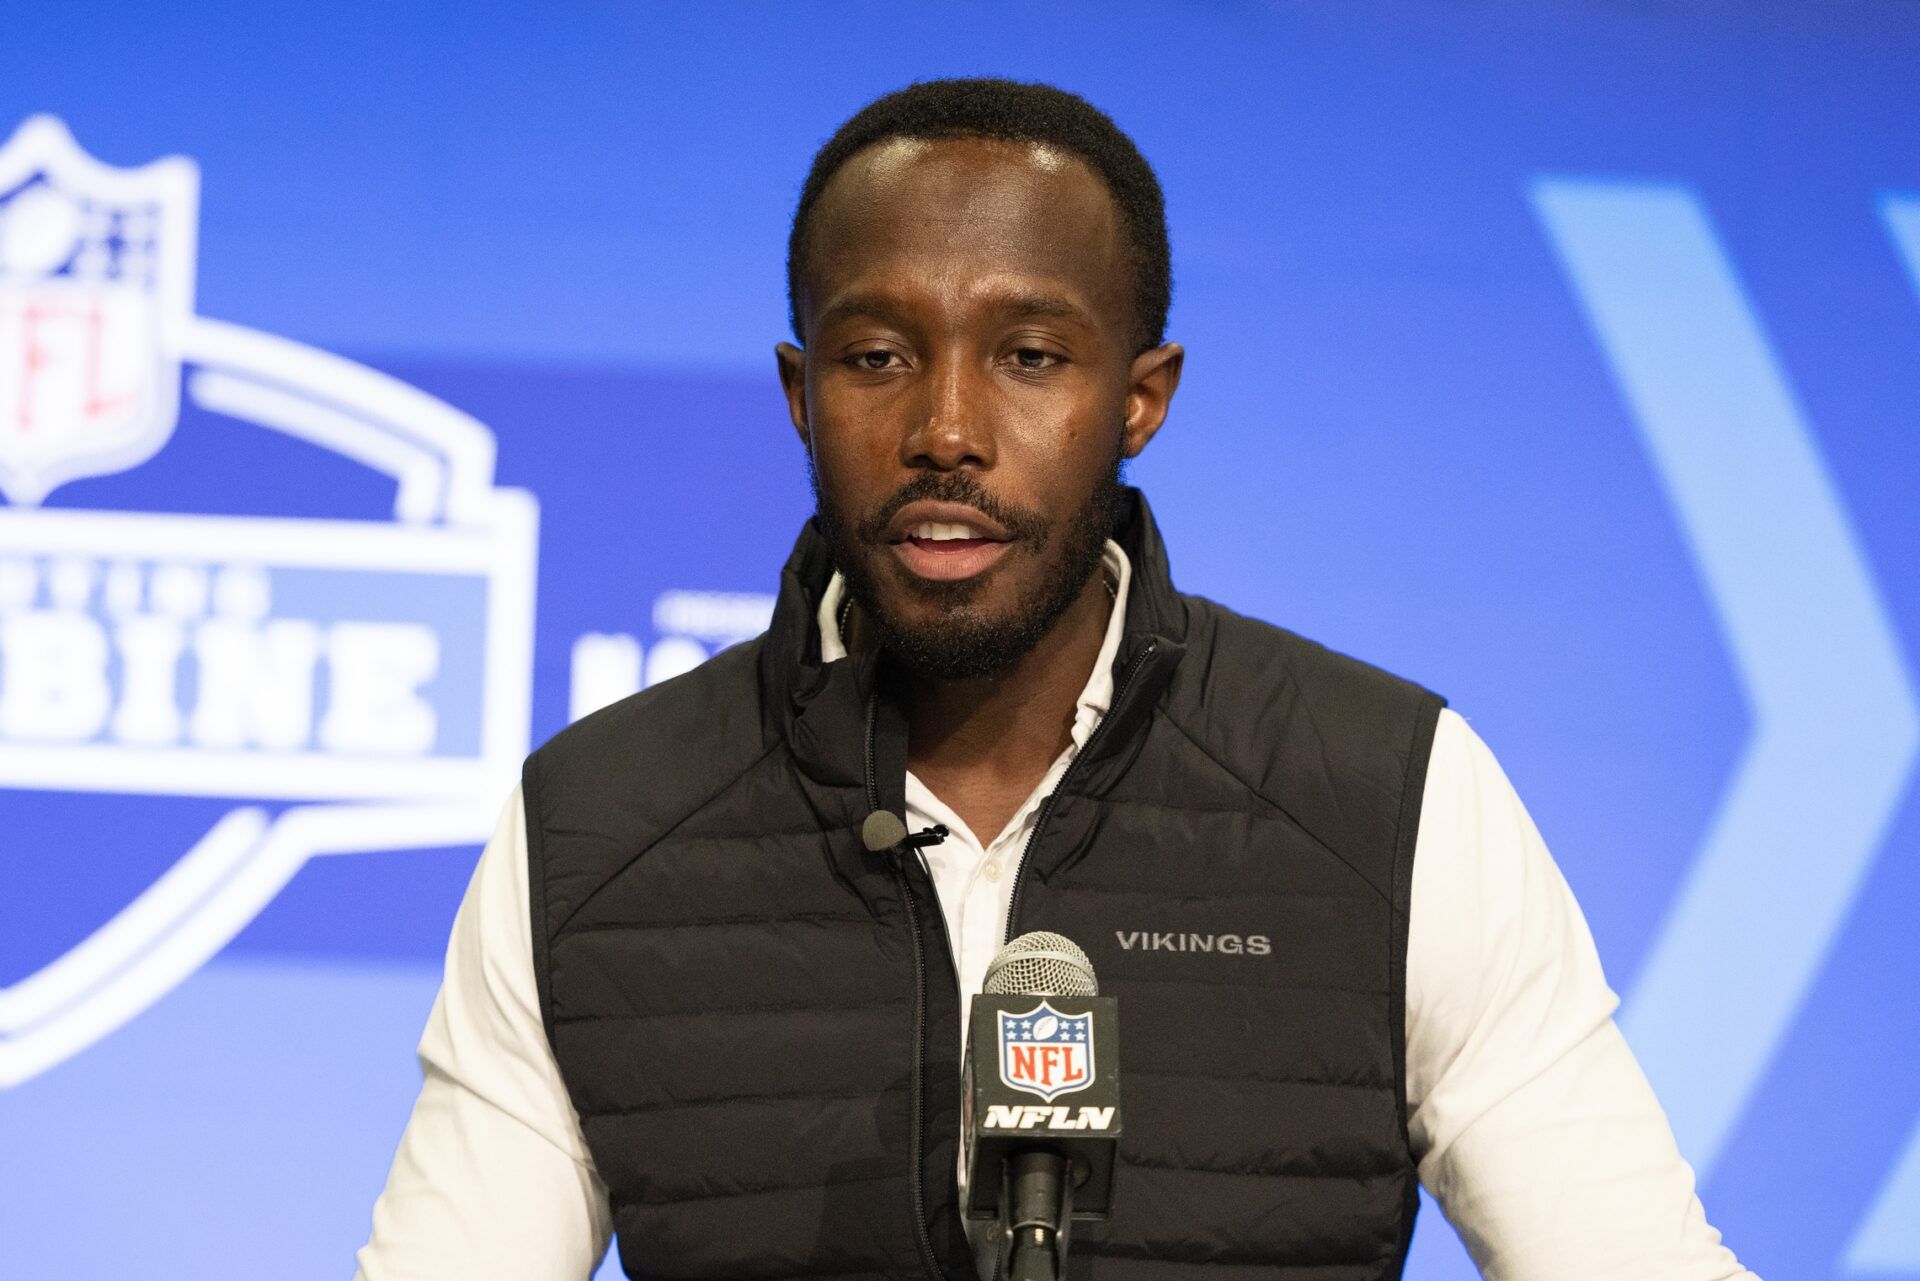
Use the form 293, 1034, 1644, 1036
527, 635, 772, 789
1176, 590, 1442, 717
1169, 592, 1447, 886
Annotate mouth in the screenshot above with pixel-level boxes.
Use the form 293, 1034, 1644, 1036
883, 500, 1017, 583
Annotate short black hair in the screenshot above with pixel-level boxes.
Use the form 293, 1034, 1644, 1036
787, 78, 1172, 353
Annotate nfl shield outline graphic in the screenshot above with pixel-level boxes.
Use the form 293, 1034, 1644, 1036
998, 1000, 1096, 1102
0, 119, 538, 1088
0, 116, 197, 508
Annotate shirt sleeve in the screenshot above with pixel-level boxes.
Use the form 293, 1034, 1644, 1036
355, 785, 615, 1281
1406, 709, 1759, 1280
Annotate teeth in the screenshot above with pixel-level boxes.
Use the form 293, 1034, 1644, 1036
910, 521, 981, 541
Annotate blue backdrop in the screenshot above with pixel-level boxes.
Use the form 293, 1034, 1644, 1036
2, 4, 1917, 1277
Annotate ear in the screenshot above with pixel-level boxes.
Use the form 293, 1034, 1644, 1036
1121, 342, 1184, 459
775, 341, 811, 449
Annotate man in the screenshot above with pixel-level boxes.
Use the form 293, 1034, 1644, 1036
358, 79, 1757, 1280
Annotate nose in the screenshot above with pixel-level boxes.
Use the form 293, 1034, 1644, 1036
900, 351, 995, 472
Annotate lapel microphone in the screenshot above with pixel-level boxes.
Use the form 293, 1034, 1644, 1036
861, 810, 949, 854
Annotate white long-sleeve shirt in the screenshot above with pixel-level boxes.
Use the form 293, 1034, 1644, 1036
357, 543, 1756, 1280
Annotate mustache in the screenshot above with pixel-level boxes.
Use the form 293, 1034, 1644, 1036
853, 473, 1050, 545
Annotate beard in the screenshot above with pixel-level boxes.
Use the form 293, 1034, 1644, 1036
811, 458, 1122, 681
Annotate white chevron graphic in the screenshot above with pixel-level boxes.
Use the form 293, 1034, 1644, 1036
1853, 1118, 1920, 1271
1842, 190, 1920, 1273
1532, 180, 1920, 1192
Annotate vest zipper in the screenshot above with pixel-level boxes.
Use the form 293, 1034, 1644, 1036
866, 693, 949, 1281
1004, 639, 1159, 943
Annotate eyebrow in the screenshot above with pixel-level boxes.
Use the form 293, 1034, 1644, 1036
814, 292, 916, 332
996, 292, 1092, 324
812, 289, 1096, 333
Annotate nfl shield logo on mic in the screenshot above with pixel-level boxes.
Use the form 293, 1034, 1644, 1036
999, 1001, 1095, 1102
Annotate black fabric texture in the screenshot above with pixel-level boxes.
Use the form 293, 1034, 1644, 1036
524, 489, 1445, 1280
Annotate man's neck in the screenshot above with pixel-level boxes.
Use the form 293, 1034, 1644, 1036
888, 569, 1114, 842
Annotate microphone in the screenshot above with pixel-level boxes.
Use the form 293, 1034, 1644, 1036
962, 932, 1121, 1281
861, 810, 948, 854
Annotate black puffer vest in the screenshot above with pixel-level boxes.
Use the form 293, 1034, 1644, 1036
525, 491, 1444, 1280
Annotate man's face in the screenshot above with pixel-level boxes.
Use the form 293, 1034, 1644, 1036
778, 136, 1182, 678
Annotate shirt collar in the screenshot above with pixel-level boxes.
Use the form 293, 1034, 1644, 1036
816, 539, 1133, 749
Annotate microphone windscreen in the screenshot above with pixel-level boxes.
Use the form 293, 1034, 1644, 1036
861, 810, 909, 853
984, 931, 1098, 997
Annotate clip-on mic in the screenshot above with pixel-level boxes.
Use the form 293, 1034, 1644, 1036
861, 810, 948, 855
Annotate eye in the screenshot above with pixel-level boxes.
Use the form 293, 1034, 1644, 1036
1010, 347, 1062, 370
845, 348, 902, 371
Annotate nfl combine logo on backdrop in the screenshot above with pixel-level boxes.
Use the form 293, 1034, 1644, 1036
0, 118, 194, 505
0, 117, 538, 1088
999, 1001, 1095, 1101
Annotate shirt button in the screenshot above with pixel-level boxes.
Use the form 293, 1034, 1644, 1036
983, 861, 1002, 882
